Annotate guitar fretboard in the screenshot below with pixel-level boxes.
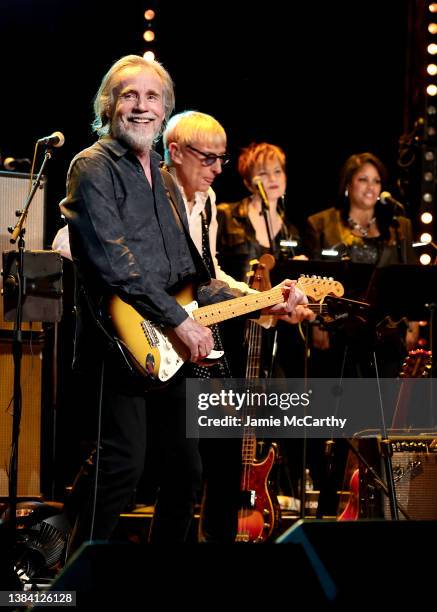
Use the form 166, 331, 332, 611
193, 287, 284, 326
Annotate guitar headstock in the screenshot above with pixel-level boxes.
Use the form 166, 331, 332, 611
296, 275, 344, 301
246, 254, 276, 292
400, 349, 432, 378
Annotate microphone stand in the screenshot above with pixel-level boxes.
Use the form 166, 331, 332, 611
256, 182, 279, 377
373, 354, 399, 520
7, 148, 53, 536
256, 182, 275, 254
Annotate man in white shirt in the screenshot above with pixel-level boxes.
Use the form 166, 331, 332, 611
163, 110, 255, 295
163, 111, 315, 542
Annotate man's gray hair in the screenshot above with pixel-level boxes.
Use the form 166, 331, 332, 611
92, 54, 175, 137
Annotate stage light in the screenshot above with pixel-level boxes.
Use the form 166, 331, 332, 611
429, 23, 437, 33
143, 30, 155, 42
427, 64, 437, 75
144, 9, 155, 20
427, 84, 437, 96
420, 253, 432, 265
427, 43, 437, 54
430, 3, 437, 13
421, 211, 434, 223
420, 232, 433, 243
141, 6, 158, 60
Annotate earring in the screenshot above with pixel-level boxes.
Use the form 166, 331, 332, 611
344, 188, 349, 197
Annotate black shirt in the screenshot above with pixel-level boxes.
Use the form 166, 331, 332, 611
60, 137, 207, 328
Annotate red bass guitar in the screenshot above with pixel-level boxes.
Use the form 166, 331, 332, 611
236, 254, 280, 542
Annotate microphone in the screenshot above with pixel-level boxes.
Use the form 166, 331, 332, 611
3, 157, 31, 171
252, 176, 269, 211
379, 191, 405, 212
36, 131, 65, 148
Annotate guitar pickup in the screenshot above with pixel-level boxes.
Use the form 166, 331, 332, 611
240, 490, 256, 509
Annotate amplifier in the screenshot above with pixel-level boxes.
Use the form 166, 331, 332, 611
382, 437, 437, 520
0, 171, 46, 330
0, 337, 43, 498
341, 435, 437, 520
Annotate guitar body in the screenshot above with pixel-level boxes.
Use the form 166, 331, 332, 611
108, 286, 223, 385
108, 291, 193, 384
236, 444, 278, 542
337, 468, 359, 521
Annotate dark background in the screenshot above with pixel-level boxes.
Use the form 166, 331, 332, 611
0, 0, 419, 238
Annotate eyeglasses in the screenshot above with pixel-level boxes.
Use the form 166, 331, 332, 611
186, 144, 230, 167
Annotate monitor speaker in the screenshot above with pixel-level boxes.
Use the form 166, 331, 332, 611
48, 541, 323, 605
277, 519, 437, 604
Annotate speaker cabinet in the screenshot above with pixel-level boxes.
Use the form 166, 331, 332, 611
49, 542, 320, 605
0, 338, 43, 498
0, 171, 46, 331
383, 437, 437, 520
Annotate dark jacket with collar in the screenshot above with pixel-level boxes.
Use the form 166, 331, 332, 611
60, 137, 220, 329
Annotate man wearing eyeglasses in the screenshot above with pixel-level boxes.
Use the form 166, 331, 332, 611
163, 110, 254, 296
162, 112, 254, 543
163, 112, 315, 543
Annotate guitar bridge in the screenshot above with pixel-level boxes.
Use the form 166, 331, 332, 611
141, 319, 159, 347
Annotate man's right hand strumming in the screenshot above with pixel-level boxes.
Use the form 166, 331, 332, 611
174, 317, 214, 362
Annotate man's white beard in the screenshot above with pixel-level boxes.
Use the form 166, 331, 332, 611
112, 118, 159, 152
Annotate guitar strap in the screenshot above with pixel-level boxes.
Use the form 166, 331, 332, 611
160, 168, 229, 378
200, 197, 215, 278
160, 167, 211, 285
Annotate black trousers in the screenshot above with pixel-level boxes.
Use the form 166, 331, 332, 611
65, 363, 202, 552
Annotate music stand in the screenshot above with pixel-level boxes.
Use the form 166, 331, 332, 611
364, 264, 437, 321
271, 259, 376, 517
272, 259, 375, 300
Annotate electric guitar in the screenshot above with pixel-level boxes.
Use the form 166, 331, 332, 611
338, 348, 432, 521
236, 254, 279, 543
108, 275, 344, 388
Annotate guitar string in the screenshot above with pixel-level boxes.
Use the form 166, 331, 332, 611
239, 317, 262, 538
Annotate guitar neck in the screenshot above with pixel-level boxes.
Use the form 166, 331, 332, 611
193, 287, 284, 326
